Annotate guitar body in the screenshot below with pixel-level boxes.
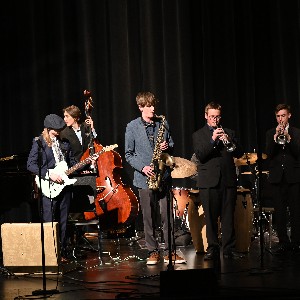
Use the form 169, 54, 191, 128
83, 142, 139, 230
35, 161, 77, 198
35, 144, 117, 199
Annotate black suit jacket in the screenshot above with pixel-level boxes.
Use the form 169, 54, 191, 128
265, 126, 300, 184
27, 136, 77, 179
60, 123, 93, 162
192, 124, 244, 188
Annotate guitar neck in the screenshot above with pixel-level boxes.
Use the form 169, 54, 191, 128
65, 158, 91, 176
65, 148, 106, 176
64, 145, 117, 176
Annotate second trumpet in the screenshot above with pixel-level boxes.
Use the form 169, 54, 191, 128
276, 122, 287, 145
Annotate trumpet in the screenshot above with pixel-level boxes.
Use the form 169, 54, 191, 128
276, 122, 287, 145
218, 125, 236, 152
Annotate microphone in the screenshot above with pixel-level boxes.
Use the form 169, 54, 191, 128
34, 137, 44, 149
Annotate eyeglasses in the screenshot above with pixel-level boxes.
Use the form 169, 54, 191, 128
208, 115, 221, 120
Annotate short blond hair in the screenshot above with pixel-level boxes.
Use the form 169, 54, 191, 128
205, 102, 222, 114
136, 92, 158, 107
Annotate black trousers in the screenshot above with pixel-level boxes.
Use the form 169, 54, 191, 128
271, 179, 300, 246
200, 186, 237, 254
42, 187, 71, 252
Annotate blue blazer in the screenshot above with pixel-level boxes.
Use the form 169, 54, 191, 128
125, 117, 174, 189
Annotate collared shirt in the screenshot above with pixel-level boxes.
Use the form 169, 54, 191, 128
73, 127, 83, 145
72, 126, 97, 145
142, 118, 156, 149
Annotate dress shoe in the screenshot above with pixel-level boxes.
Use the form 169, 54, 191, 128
273, 245, 291, 255
204, 248, 219, 260
223, 251, 245, 259
292, 245, 300, 253
60, 256, 69, 263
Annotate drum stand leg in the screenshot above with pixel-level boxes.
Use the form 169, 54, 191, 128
96, 221, 104, 265
252, 207, 274, 253
268, 212, 273, 249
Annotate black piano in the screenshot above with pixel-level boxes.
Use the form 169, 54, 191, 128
0, 152, 39, 223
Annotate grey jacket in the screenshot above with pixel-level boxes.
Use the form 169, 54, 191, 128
125, 117, 174, 188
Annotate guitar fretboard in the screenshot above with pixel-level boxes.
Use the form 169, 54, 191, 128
64, 144, 117, 176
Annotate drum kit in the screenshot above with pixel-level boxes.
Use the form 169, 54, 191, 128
234, 152, 269, 200
235, 152, 274, 249
170, 152, 269, 210
169, 157, 198, 231
170, 153, 270, 241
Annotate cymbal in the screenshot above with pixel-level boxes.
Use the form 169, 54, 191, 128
241, 171, 269, 175
234, 153, 267, 166
171, 157, 197, 179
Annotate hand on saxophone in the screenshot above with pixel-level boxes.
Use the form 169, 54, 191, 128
142, 165, 156, 177
160, 141, 169, 151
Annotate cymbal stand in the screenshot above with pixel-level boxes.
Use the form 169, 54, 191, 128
248, 154, 272, 275
247, 164, 273, 254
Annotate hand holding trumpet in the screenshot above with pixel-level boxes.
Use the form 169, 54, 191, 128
275, 122, 290, 144
212, 127, 225, 141
213, 125, 236, 152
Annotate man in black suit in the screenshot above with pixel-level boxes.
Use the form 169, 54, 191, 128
60, 105, 98, 242
265, 103, 300, 254
192, 102, 244, 260
61, 105, 97, 162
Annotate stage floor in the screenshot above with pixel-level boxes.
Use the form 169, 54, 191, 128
1, 231, 300, 299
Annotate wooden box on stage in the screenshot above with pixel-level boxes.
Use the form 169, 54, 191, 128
1, 222, 60, 273
234, 189, 253, 253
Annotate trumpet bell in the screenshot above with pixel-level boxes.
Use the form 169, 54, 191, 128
276, 134, 287, 145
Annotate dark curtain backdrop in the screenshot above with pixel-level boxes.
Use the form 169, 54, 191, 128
1, 0, 300, 186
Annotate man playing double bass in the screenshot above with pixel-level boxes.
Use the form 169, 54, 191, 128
60, 102, 98, 251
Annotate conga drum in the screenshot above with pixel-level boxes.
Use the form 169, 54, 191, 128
172, 187, 191, 218
234, 188, 253, 252
187, 189, 208, 253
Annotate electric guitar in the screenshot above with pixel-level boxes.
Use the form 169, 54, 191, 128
35, 144, 118, 198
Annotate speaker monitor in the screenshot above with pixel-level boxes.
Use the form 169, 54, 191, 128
1, 222, 60, 273
160, 268, 218, 298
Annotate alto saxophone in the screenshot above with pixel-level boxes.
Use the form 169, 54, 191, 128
147, 115, 174, 191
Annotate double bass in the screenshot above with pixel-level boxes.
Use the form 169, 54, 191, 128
81, 90, 139, 230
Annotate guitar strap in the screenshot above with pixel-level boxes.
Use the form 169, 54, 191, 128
51, 138, 65, 164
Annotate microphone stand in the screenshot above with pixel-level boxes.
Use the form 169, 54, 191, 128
160, 166, 175, 272
32, 142, 59, 296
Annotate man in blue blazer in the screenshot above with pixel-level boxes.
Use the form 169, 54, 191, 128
125, 92, 186, 265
